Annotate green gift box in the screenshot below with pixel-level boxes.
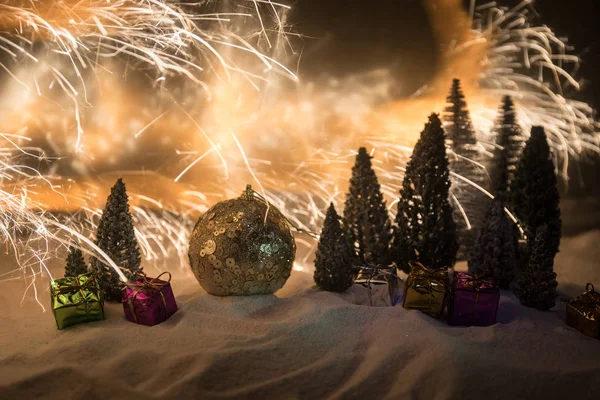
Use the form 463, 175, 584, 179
566, 283, 600, 339
402, 262, 449, 319
50, 272, 105, 329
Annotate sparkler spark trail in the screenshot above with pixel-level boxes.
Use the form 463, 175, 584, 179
0, 0, 297, 151
469, 0, 600, 178
0, 0, 598, 309
0, 0, 297, 306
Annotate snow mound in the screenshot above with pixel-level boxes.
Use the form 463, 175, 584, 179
1, 232, 599, 399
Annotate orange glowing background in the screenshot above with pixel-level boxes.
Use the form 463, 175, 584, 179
0, 0, 594, 222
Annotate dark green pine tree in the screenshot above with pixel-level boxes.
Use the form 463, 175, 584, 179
314, 203, 357, 292
64, 245, 88, 278
510, 126, 562, 257
468, 194, 517, 289
444, 79, 489, 259
343, 147, 392, 266
445, 79, 478, 160
391, 113, 458, 273
491, 96, 525, 194
512, 225, 558, 310
90, 178, 142, 301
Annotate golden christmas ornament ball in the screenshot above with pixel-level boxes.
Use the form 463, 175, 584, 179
188, 185, 297, 295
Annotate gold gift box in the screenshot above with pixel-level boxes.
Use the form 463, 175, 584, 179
566, 283, 600, 339
403, 262, 449, 319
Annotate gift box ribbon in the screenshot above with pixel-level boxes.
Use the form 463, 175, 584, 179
356, 265, 399, 282
355, 265, 400, 306
52, 272, 99, 318
457, 272, 496, 326
408, 261, 448, 312
577, 283, 600, 320
125, 272, 172, 324
461, 272, 495, 291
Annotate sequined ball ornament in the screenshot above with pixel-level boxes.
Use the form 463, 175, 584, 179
188, 185, 297, 295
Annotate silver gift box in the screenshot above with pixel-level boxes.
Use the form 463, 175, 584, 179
350, 267, 401, 307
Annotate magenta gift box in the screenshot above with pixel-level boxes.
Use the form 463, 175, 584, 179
122, 273, 177, 326
448, 271, 499, 327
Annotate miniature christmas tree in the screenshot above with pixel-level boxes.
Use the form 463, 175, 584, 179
443, 79, 489, 258
314, 203, 356, 292
445, 79, 479, 159
510, 127, 562, 257
90, 178, 142, 301
491, 96, 525, 194
343, 147, 392, 265
64, 245, 87, 278
391, 113, 458, 272
512, 225, 558, 310
468, 194, 517, 289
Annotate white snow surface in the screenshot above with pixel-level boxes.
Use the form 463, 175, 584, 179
1, 229, 599, 399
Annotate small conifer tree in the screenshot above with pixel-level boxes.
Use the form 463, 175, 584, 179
510, 127, 561, 256
391, 113, 458, 272
468, 194, 517, 289
512, 225, 558, 310
90, 178, 142, 301
491, 96, 525, 195
443, 79, 489, 258
445, 79, 479, 161
343, 147, 392, 265
314, 203, 356, 292
64, 245, 87, 278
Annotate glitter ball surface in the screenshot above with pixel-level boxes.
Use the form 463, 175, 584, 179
188, 189, 296, 296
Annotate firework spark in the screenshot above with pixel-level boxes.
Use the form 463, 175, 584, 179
0, 0, 297, 306
470, 0, 600, 178
0, 0, 598, 309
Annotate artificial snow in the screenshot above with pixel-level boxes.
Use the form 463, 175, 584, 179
1, 227, 599, 399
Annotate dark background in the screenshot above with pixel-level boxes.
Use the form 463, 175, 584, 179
527, 0, 599, 113
290, 0, 599, 110
290, 0, 437, 97
290, 0, 600, 198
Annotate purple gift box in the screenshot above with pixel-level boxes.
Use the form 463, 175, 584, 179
448, 271, 499, 327
122, 272, 178, 326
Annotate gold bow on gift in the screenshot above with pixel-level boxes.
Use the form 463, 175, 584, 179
52, 272, 100, 318
407, 261, 449, 312
580, 283, 600, 319
124, 272, 172, 323
408, 261, 448, 283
